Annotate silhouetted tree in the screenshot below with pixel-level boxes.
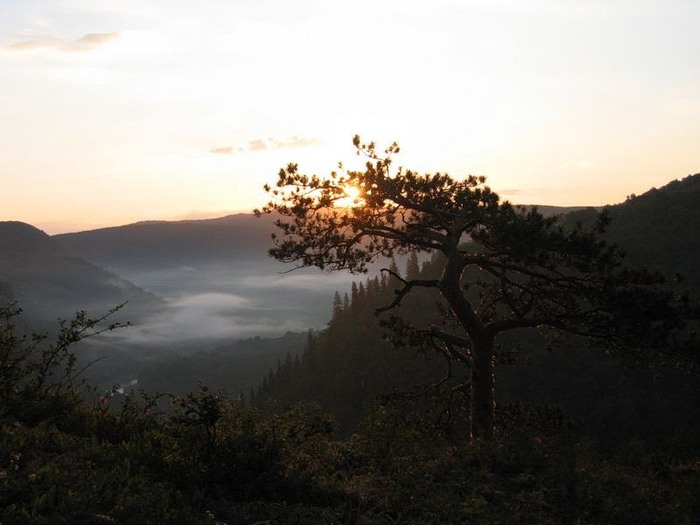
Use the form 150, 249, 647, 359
331, 291, 343, 321
405, 252, 420, 281
256, 136, 687, 441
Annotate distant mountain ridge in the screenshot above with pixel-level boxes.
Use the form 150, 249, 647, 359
6, 174, 697, 331
0, 221, 163, 330
563, 173, 700, 288
1, 174, 696, 399
53, 206, 596, 272
54, 213, 278, 271
52, 212, 362, 337
523, 205, 596, 217
605, 173, 700, 284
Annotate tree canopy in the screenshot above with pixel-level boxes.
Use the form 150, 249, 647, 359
256, 136, 690, 441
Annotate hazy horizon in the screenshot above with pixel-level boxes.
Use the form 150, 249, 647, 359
2, 1, 698, 231
27, 201, 600, 235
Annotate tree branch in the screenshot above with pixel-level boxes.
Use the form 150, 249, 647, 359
374, 269, 439, 314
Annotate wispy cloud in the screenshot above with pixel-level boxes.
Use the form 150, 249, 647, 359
270, 136, 321, 149
209, 146, 234, 155
6, 32, 120, 53
209, 135, 320, 155
248, 139, 267, 151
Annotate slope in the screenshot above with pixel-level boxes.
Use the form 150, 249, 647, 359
564, 173, 700, 288
0, 221, 164, 330
54, 213, 278, 271
255, 175, 700, 448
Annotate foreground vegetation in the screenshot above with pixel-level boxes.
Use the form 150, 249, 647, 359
3, 166, 699, 523
1, 305, 698, 524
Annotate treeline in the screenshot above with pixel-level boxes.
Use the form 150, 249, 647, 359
253, 174, 700, 453
254, 247, 699, 453
566, 173, 700, 289
3, 303, 698, 524
137, 331, 308, 397
253, 253, 450, 435
2, 174, 699, 523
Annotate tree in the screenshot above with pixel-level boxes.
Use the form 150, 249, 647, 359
405, 251, 420, 281
331, 290, 343, 321
256, 136, 687, 442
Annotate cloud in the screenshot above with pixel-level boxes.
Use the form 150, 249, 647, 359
6, 32, 120, 53
209, 135, 319, 155
6, 37, 62, 51
70, 32, 120, 51
270, 136, 321, 149
209, 146, 234, 155
248, 139, 267, 151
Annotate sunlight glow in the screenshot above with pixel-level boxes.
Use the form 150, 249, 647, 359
0, 1, 697, 231
335, 186, 365, 208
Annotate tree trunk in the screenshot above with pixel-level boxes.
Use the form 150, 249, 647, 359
437, 252, 496, 441
470, 338, 496, 441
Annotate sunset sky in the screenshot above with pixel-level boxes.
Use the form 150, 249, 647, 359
1, 0, 698, 233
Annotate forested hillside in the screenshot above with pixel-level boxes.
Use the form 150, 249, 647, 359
254, 261, 448, 435
2, 175, 698, 523
255, 175, 700, 450
54, 214, 279, 270
0, 221, 163, 330
567, 173, 700, 287
3, 298, 697, 524
137, 331, 308, 397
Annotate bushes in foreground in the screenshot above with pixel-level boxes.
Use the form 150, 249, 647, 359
1, 306, 698, 524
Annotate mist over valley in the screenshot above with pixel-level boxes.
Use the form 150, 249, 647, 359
54, 214, 366, 343
2, 214, 364, 392
2, 175, 698, 397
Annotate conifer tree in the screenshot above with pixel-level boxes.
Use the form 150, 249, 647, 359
332, 291, 343, 321
406, 252, 420, 281
256, 136, 687, 441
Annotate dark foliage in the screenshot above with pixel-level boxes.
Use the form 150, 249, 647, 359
257, 251, 700, 455
137, 332, 308, 397
2, 305, 698, 524
256, 137, 693, 440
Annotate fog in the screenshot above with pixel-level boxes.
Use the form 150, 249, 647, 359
98, 262, 363, 348
61, 261, 366, 390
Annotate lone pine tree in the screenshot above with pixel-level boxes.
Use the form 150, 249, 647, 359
256, 136, 685, 441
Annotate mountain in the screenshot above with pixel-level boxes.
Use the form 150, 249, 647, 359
53, 213, 363, 337
1, 219, 315, 392
523, 205, 596, 217
606, 174, 700, 284
563, 173, 700, 288
54, 213, 278, 271
4, 214, 367, 394
0, 221, 164, 330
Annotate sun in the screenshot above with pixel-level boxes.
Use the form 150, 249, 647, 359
336, 185, 364, 208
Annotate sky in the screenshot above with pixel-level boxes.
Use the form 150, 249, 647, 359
1, 0, 698, 234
